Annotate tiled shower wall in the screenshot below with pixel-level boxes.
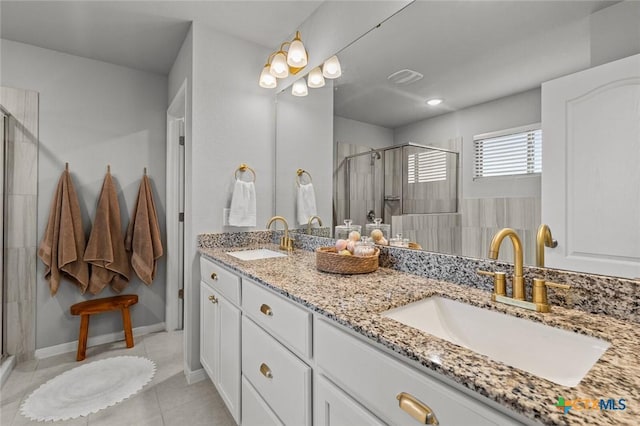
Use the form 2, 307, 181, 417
1, 86, 38, 361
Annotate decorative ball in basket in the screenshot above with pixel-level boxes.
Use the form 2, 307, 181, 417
316, 246, 380, 274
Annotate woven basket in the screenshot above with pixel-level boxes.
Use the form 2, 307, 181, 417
316, 246, 379, 274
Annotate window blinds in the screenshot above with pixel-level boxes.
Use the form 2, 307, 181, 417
473, 127, 542, 178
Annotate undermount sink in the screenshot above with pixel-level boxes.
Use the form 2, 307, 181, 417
226, 249, 287, 261
381, 296, 610, 387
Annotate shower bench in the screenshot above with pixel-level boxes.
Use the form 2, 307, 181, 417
70, 294, 139, 361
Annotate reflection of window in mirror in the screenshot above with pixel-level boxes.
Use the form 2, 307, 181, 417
473, 124, 542, 179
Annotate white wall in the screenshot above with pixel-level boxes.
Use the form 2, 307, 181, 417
0, 39, 168, 349
182, 22, 274, 371
394, 88, 542, 199
276, 83, 333, 226
590, 1, 640, 67
334, 116, 393, 149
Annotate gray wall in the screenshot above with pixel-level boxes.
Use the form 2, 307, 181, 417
276, 83, 334, 227
0, 39, 168, 349
590, 1, 640, 67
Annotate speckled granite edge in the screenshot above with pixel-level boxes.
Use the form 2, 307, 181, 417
197, 232, 639, 324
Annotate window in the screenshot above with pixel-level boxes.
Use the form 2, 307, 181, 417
407, 150, 447, 183
473, 124, 541, 179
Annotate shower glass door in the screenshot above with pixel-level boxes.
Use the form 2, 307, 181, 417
1, 113, 6, 361
346, 151, 384, 227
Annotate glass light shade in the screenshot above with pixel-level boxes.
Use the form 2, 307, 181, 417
259, 65, 277, 88
287, 36, 307, 68
322, 55, 342, 79
292, 79, 308, 97
270, 51, 289, 78
307, 67, 325, 88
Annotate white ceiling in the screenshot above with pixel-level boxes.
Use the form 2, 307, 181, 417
0, 1, 322, 75
333, 0, 619, 128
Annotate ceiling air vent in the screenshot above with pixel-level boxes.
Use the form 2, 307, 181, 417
387, 69, 424, 85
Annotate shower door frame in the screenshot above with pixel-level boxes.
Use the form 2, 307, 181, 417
344, 142, 459, 223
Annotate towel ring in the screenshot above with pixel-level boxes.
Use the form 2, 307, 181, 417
235, 163, 256, 182
296, 169, 312, 186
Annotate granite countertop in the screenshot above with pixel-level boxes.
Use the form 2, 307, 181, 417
199, 244, 639, 426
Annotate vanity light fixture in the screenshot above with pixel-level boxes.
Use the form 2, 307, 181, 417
292, 79, 309, 97
426, 98, 443, 106
307, 67, 325, 88
259, 31, 308, 87
259, 64, 277, 88
322, 55, 342, 79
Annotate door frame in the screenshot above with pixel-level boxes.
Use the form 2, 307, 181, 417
166, 80, 187, 331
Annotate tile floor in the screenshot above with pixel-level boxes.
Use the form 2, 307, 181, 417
0, 331, 235, 425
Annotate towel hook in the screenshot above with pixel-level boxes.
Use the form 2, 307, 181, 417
235, 163, 256, 182
144, 167, 147, 175
107, 164, 111, 173
65, 162, 69, 171
296, 168, 312, 187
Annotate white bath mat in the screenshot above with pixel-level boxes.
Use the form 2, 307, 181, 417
21, 356, 156, 422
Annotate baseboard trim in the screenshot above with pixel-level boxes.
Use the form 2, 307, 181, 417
0, 355, 16, 387
185, 367, 207, 385
34, 322, 166, 360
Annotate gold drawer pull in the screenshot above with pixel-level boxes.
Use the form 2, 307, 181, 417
259, 363, 273, 379
210, 272, 218, 280
260, 304, 273, 316
208, 295, 218, 304
397, 392, 439, 425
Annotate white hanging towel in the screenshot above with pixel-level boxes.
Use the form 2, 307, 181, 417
297, 182, 318, 225
229, 180, 256, 227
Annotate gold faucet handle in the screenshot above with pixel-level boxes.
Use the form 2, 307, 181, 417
476, 270, 506, 297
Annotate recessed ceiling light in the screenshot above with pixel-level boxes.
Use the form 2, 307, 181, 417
426, 98, 443, 106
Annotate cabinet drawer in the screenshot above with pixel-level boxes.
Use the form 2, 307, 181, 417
242, 375, 283, 426
242, 278, 311, 358
200, 256, 240, 305
242, 316, 311, 426
315, 318, 519, 426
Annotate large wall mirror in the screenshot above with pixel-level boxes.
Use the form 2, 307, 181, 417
275, 0, 639, 279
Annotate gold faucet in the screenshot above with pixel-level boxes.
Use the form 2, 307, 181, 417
535, 224, 558, 267
307, 215, 323, 234
488, 228, 525, 300
266, 216, 294, 251
478, 227, 571, 313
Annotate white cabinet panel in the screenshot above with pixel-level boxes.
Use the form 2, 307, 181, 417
315, 374, 385, 426
200, 256, 241, 305
242, 375, 283, 426
242, 316, 311, 426
200, 281, 241, 424
542, 53, 640, 278
242, 278, 312, 358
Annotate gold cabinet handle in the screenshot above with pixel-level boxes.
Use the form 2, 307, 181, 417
208, 295, 218, 304
259, 363, 273, 379
397, 392, 439, 425
260, 304, 273, 316
210, 272, 218, 281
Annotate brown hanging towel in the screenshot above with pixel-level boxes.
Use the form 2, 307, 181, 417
83, 169, 130, 294
38, 165, 89, 295
125, 173, 163, 285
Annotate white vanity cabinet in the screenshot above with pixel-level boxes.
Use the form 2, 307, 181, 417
199, 254, 525, 426
199, 258, 241, 424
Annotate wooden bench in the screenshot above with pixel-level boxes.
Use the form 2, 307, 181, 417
70, 294, 138, 361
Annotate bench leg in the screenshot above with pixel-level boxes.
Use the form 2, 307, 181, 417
77, 315, 90, 361
121, 307, 134, 348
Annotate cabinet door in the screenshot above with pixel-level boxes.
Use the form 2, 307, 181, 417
217, 293, 241, 424
200, 281, 241, 424
542, 53, 640, 278
200, 282, 218, 383
315, 374, 385, 426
